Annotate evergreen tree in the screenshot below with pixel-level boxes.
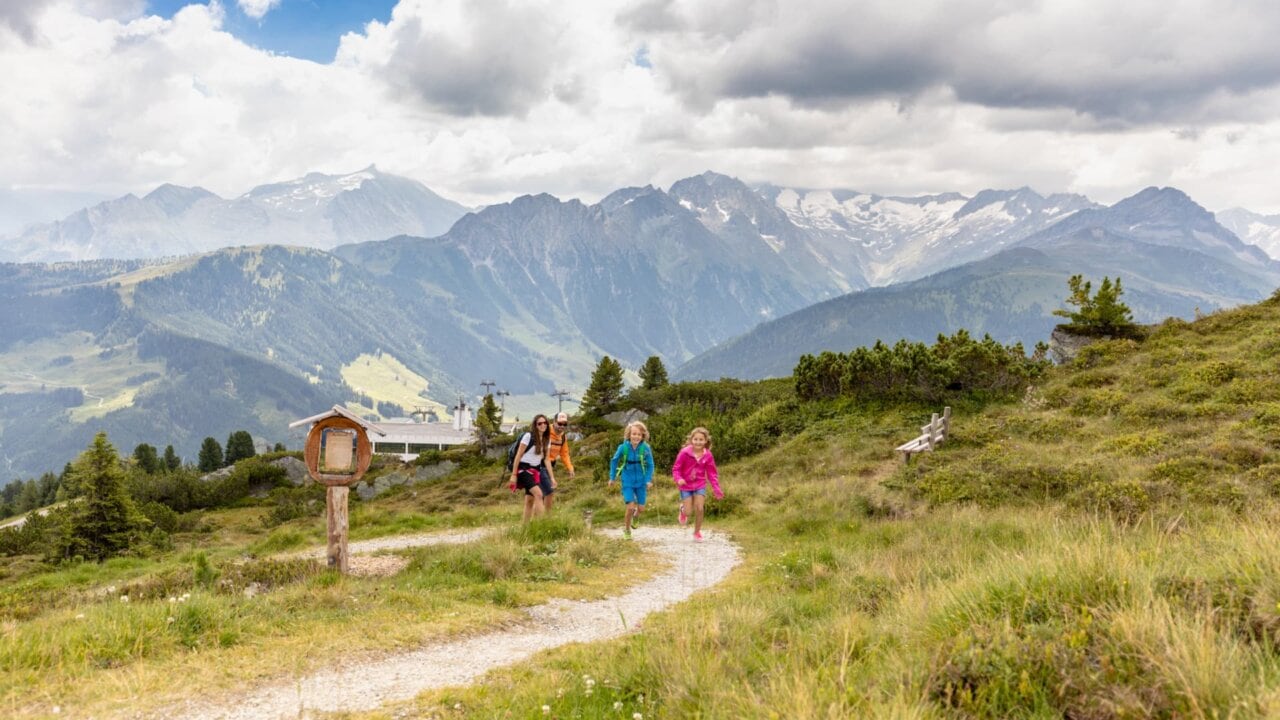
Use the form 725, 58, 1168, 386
163, 445, 181, 471
224, 430, 257, 466
16, 479, 40, 514
36, 472, 59, 505
132, 443, 161, 475
638, 355, 669, 390
60, 432, 148, 561
272, 442, 286, 452
473, 394, 503, 449
1053, 274, 1138, 338
198, 437, 224, 472
579, 356, 626, 417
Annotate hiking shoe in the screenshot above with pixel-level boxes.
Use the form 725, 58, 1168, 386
693, 531, 703, 542
678, 508, 688, 526
623, 528, 632, 540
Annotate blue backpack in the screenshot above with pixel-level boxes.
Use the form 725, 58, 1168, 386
504, 430, 529, 473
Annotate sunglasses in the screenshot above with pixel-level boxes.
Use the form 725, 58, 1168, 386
555, 422, 568, 427
536, 421, 548, 426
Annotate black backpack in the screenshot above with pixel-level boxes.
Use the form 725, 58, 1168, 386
504, 430, 528, 473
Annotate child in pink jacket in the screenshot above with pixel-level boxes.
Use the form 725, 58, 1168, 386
671, 427, 723, 542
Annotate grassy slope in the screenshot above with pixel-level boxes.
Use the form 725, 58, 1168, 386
5, 296, 1280, 718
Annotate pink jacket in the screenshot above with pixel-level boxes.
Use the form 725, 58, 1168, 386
671, 446, 723, 498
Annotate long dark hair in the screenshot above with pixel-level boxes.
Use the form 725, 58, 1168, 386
528, 414, 551, 456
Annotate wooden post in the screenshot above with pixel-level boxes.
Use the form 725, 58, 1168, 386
326, 485, 350, 573
941, 406, 952, 441
926, 413, 939, 450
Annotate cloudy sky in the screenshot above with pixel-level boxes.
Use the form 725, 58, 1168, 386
2, 0, 1280, 214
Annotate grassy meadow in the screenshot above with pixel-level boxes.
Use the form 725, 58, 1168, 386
5, 294, 1280, 718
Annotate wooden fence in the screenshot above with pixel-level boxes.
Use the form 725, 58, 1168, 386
895, 407, 951, 462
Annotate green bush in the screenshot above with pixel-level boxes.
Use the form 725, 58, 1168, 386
1069, 388, 1126, 416
1096, 431, 1168, 457
1071, 480, 1151, 522
1205, 440, 1267, 468
1193, 361, 1237, 386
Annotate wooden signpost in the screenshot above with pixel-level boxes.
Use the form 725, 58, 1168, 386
293, 407, 382, 573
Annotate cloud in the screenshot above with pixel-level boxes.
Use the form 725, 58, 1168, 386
637, 0, 1280, 125
0, 0, 54, 40
237, 0, 283, 21
338, 0, 574, 117
4, 0, 1280, 217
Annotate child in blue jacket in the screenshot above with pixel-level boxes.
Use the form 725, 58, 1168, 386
608, 421, 655, 539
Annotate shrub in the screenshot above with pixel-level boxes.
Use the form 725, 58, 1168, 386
1205, 440, 1267, 469
1146, 457, 1226, 485
1096, 431, 1168, 457
1072, 480, 1151, 522
1193, 361, 1237, 386
1242, 464, 1280, 497
1069, 389, 1126, 416
1066, 369, 1118, 388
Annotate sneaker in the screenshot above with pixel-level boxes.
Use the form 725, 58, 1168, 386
693, 531, 703, 542
678, 508, 688, 526
623, 528, 632, 540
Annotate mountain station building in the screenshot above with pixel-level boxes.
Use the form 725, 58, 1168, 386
290, 403, 476, 462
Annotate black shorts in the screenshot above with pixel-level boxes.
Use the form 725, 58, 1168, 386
516, 464, 544, 495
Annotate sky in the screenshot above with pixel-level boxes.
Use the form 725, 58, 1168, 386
1, 0, 1279, 214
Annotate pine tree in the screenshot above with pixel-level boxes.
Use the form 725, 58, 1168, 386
579, 356, 626, 417
198, 437, 223, 472
60, 432, 148, 561
132, 443, 161, 475
224, 430, 257, 466
638, 355, 669, 390
1053, 274, 1138, 338
473, 394, 503, 449
163, 445, 181, 471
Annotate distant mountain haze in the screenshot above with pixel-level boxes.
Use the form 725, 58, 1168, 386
1216, 207, 1280, 261
0, 167, 470, 263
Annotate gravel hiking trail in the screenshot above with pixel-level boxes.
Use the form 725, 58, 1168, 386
164, 526, 741, 720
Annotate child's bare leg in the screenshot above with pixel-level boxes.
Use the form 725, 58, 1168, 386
625, 503, 636, 529
693, 495, 706, 534
681, 496, 691, 520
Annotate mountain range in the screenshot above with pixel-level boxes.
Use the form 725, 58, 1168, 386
678, 187, 1280, 380
0, 167, 470, 263
1, 170, 1278, 480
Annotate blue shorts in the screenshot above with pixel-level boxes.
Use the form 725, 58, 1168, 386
621, 484, 647, 505
680, 487, 707, 499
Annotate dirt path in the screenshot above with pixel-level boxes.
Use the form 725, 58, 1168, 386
165, 526, 741, 720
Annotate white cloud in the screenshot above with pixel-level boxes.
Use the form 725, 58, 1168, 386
2, 0, 1280, 216
237, 0, 282, 21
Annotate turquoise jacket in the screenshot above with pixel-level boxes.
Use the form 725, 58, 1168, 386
609, 441, 654, 487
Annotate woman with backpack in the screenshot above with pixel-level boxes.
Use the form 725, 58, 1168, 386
509, 414, 556, 523
608, 421, 654, 539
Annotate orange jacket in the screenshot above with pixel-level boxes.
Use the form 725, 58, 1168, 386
548, 426, 574, 473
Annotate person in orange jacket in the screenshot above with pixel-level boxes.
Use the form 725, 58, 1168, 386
544, 412, 575, 512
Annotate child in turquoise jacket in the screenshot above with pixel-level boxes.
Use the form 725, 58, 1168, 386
608, 421, 654, 539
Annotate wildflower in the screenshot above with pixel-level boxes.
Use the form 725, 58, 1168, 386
613, 701, 624, 710
75, 613, 85, 620
107, 585, 116, 593
167, 617, 175, 624
120, 596, 130, 603
637, 695, 645, 704
585, 678, 596, 687
168, 597, 176, 603
633, 714, 643, 720
454, 703, 462, 710
585, 689, 593, 697
52, 707, 60, 715
542, 706, 551, 715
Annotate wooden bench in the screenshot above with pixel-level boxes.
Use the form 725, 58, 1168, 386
895, 407, 951, 462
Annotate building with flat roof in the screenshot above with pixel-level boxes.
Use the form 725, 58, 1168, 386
290, 402, 477, 462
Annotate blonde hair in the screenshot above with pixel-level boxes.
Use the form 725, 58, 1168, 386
623, 421, 650, 442
685, 426, 712, 449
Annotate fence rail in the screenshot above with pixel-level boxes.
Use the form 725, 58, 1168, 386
895, 406, 951, 462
